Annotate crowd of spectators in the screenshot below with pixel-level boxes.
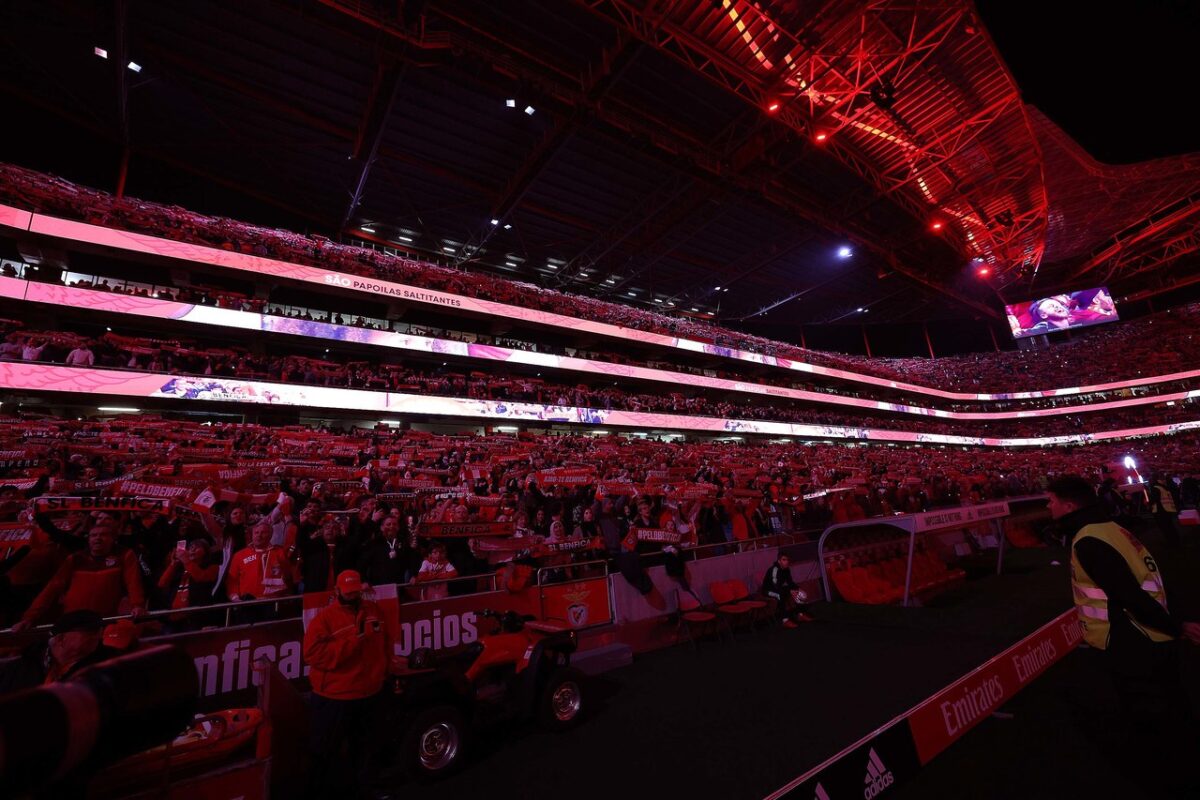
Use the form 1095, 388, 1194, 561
6, 163, 1200, 395
4, 319, 1198, 440
20, 263, 1199, 414
2, 414, 1199, 634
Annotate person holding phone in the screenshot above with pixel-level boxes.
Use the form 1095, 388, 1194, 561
157, 537, 220, 625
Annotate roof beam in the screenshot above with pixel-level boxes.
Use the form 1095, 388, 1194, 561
341, 61, 404, 232
113, 0, 131, 197
1072, 192, 1200, 281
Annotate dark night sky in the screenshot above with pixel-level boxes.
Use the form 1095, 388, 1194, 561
976, 0, 1200, 164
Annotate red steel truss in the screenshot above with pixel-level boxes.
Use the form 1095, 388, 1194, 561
572, 0, 1049, 285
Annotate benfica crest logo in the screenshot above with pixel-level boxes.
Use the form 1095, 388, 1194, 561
563, 585, 592, 627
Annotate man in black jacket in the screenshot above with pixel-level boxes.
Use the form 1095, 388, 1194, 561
302, 518, 359, 593
762, 553, 812, 627
357, 516, 411, 587
1047, 476, 1200, 792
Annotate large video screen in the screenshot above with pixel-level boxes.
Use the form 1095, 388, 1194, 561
1005, 287, 1119, 339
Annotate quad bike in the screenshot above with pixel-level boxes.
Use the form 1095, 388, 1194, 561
389, 609, 585, 780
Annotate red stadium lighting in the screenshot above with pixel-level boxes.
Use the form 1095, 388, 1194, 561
930, 220, 944, 232
978, 267, 991, 277
814, 131, 828, 143
767, 101, 781, 114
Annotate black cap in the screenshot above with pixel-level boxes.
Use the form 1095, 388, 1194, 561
51, 609, 105, 636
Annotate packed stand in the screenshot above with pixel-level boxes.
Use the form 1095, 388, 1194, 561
4, 319, 1198, 439
8, 163, 1200, 395
2, 414, 1200, 633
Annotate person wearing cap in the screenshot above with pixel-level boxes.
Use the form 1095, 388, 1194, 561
13, 524, 146, 632
101, 618, 141, 653
0, 610, 116, 692
302, 570, 398, 799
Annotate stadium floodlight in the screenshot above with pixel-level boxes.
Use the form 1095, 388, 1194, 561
94, 47, 108, 59
1124, 456, 1136, 469
490, 218, 499, 225
505, 98, 517, 108
524, 105, 535, 116
98, 407, 139, 413
627, 291, 637, 297
837, 246, 853, 259
690, 307, 699, 312
503, 223, 512, 230
127, 61, 142, 73
442, 246, 456, 253
856, 307, 865, 312
394, 235, 413, 243
360, 226, 375, 233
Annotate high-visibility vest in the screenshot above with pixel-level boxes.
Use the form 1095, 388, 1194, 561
1152, 484, 1177, 514
1070, 521, 1173, 650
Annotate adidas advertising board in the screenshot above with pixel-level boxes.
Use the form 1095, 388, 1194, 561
774, 720, 920, 800
767, 610, 1080, 800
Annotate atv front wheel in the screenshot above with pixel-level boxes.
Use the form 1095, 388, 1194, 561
401, 705, 466, 780
538, 667, 585, 731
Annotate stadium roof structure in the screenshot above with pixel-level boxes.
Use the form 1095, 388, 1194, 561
0, 1, 1196, 327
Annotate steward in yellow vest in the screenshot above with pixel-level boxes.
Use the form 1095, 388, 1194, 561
1048, 475, 1200, 794
1149, 476, 1181, 548
1069, 515, 1173, 649
1048, 475, 1200, 651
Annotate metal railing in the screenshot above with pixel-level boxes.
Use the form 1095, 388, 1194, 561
638, 530, 816, 564
6, 569, 505, 634
533, 558, 611, 625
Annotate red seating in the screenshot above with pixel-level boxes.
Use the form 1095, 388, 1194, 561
723, 579, 771, 625
675, 589, 720, 649
709, 581, 755, 631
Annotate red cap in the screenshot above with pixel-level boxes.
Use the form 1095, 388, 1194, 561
103, 618, 138, 650
336, 569, 364, 594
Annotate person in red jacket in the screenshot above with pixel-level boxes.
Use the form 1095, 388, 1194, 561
225, 521, 294, 602
13, 524, 145, 630
302, 570, 397, 799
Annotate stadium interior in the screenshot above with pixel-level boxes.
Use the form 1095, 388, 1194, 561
1, 1, 1199, 798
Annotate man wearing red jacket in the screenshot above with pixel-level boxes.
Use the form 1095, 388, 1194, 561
303, 570, 397, 799
225, 522, 294, 602
14, 524, 145, 630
